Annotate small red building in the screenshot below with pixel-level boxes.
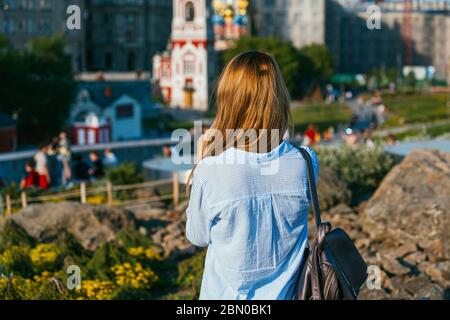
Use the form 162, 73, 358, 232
70, 112, 112, 146
0, 113, 17, 153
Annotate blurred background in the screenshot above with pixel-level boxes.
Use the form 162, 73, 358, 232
0, 0, 449, 301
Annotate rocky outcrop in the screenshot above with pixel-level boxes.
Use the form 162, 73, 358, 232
0, 202, 135, 251
317, 166, 352, 211
361, 149, 450, 263
321, 149, 450, 300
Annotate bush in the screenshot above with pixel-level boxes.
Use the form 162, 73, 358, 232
175, 250, 206, 300
316, 144, 396, 202
0, 222, 165, 300
105, 162, 143, 201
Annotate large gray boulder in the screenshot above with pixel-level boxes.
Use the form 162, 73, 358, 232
1, 202, 135, 251
317, 166, 352, 211
361, 149, 450, 263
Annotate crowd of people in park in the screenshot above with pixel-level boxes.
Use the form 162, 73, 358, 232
20, 131, 119, 191
292, 123, 396, 149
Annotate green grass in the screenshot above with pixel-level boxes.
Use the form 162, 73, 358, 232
378, 122, 450, 142
381, 93, 449, 128
291, 102, 353, 132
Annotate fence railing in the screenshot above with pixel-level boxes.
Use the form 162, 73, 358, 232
1, 175, 184, 216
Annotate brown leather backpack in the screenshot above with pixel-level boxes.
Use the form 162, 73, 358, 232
293, 146, 368, 300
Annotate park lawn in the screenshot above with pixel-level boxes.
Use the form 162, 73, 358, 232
291, 102, 353, 132
385, 122, 450, 142
381, 93, 449, 128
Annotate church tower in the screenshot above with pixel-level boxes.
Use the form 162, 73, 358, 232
169, 0, 215, 111
154, 0, 248, 111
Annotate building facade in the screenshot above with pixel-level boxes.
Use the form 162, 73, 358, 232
152, 0, 249, 111
327, 0, 450, 81
85, 0, 172, 72
251, 0, 450, 82
0, 0, 173, 73
251, 0, 326, 49
0, 0, 86, 72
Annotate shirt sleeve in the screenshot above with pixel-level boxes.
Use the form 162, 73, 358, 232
186, 175, 211, 248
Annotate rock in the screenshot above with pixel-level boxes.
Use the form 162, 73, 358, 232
317, 166, 352, 211
361, 149, 450, 262
414, 284, 445, 300
418, 261, 450, 287
379, 253, 411, 276
358, 287, 390, 300
403, 251, 427, 266
0, 202, 134, 251
129, 206, 166, 222
402, 275, 432, 296
392, 242, 418, 258
328, 203, 355, 216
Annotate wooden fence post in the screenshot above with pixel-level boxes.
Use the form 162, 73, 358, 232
172, 172, 180, 209
21, 192, 27, 209
5, 194, 11, 215
80, 182, 87, 204
106, 181, 113, 207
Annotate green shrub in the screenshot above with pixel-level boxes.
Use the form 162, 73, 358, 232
175, 250, 206, 300
0, 245, 34, 278
85, 242, 129, 280
105, 162, 143, 201
105, 162, 143, 186
0, 220, 36, 251
316, 144, 396, 202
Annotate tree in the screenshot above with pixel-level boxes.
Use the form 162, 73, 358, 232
223, 38, 335, 99
299, 44, 334, 82
0, 34, 75, 144
0, 35, 10, 51
405, 71, 417, 88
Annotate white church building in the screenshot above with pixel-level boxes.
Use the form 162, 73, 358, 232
153, 0, 249, 111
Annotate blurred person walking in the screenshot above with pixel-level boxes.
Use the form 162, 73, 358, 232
34, 144, 50, 190
57, 131, 72, 186
304, 124, 318, 146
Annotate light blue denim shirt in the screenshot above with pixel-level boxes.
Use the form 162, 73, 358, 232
186, 141, 319, 300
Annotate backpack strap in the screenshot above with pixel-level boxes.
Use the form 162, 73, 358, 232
294, 146, 322, 231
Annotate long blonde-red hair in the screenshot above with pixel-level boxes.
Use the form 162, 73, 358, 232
188, 51, 292, 189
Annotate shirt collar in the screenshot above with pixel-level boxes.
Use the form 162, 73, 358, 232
225, 141, 293, 163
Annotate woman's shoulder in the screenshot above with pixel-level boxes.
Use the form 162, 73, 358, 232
288, 143, 318, 163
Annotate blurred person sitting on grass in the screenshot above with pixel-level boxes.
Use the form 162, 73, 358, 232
186, 51, 319, 300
